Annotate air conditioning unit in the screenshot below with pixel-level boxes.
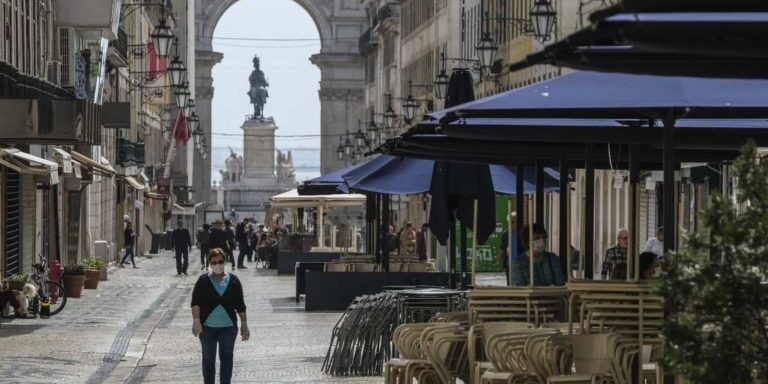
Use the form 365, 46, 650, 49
46, 60, 62, 86
56, 27, 77, 88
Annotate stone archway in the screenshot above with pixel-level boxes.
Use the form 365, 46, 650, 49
194, 0, 366, 205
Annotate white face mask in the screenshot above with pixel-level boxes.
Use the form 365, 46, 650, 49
211, 264, 225, 274
533, 239, 547, 254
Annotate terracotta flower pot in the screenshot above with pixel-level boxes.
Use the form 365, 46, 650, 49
84, 269, 100, 289
63, 275, 85, 298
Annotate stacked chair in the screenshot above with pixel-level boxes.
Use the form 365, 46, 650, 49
323, 293, 399, 376
468, 287, 569, 326
568, 282, 664, 383
385, 316, 470, 384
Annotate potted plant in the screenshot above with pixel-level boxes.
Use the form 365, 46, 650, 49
62, 264, 85, 298
83, 257, 103, 290
6, 273, 28, 291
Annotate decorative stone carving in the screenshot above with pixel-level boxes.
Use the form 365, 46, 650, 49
318, 88, 365, 102
276, 150, 296, 183
223, 147, 244, 183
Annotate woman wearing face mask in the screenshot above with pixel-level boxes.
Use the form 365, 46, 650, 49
510, 223, 565, 287
190, 248, 250, 384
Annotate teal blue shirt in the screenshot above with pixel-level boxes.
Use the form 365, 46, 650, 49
205, 272, 234, 328
511, 251, 565, 287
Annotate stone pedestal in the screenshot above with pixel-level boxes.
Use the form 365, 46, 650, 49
242, 117, 277, 180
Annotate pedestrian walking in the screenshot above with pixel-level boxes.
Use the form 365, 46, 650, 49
224, 220, 236, 271
209, 220, 228, 249
235, 218, 250, 269
197, 224, 211, 271
255, 224, 267, 268
172, 220, 192, 276
191, 248, 250, 384
120, 221, 137, 268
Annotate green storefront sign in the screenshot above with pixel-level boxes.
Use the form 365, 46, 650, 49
454, 196, 516, 272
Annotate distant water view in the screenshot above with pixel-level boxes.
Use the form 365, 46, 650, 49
211, 146, 321, 184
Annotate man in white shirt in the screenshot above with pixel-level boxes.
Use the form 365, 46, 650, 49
644, 226, 664, 256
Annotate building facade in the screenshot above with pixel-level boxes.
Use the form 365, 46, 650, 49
355, 0, 669, 275
0, 0, 196, 277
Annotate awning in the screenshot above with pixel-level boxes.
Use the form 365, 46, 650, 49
507, 4, 768, 78
50, 147, 74, 175
120, 176, 145, 191
144, 191, 168, 200
172, 202, 202, 216
341, 154, 559, 195
70, 150, 116, 177
270, 189, 366, 209
297, 163, 361, 195
0, 148, 59, 184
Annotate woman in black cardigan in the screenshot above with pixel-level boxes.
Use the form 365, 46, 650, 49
191, 248, 249, 384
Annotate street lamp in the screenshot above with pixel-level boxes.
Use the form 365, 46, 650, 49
530, 0, 557, 42
174, 82, 190, 109
354, 122, 366, 147
189, 113, 201, 149
434, 69, 449, 100
167, 39, 187, 88
150, 17, 174, 58
343, 133, 353, 157
184, 99, 195, 119
367, 117, 379, 143
402, 94, 418, 123
476, 31, 498, 69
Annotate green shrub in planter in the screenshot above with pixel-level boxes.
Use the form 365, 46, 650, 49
7, 273, 29, 290
63, 264, 85, 276
63, 264, 85, 298
83, 257, 103, 271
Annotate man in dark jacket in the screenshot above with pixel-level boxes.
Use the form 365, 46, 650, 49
171, 220, 192, 276
224, 220, 236, 271
235, 218, 250, 269
209, 220, 229, 251
197, 224, 211, 271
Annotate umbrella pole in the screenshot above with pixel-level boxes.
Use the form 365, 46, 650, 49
507, 199, 512, 287
471, 199, 478, 287
528, 197, 535, 289
449, 219, 457, 289
460, 222, 468, 290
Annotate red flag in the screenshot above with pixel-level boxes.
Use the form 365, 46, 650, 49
173, 110, 190, 143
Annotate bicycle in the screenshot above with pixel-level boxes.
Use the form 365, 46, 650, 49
28, 255, 67, 316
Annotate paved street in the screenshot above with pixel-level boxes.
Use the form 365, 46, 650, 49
0, 251, 381, 384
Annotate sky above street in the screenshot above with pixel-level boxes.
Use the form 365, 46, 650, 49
211, 0, 322, 157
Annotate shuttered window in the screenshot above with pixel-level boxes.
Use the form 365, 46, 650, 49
4, 169, 22, 276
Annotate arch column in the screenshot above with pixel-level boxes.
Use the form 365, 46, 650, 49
194, 49, 223, 206
311, 52, 365, 174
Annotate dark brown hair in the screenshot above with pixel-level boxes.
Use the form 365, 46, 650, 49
208, 248, 226, 262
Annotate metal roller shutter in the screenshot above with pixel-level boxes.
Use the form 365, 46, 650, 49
4, 169, 21, 276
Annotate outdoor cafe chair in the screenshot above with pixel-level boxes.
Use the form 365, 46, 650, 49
385, 322, 462, 384
547, 333, 634, 384
324, 262, 349, 272
481, 329, 556, 384
352, 263, 379, 272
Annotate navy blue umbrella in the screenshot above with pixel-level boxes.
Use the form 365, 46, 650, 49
429, 69, 498, 246
342, 154, 560, 196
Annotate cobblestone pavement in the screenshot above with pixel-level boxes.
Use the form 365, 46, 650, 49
0, 251, 379, 383
0, 251, 505, 383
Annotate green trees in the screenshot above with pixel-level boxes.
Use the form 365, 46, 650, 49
660, 142, 768, 383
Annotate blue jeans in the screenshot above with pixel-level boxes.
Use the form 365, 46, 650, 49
200, 325, 237, 384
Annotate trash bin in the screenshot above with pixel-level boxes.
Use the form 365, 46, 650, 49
161, 231, 173, 250
150, 233, 162, 254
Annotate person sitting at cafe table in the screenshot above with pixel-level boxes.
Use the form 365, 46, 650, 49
610, 252, 659, 281
601, 228, 629, 280
510, 224, 565, 287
